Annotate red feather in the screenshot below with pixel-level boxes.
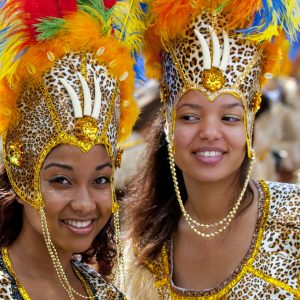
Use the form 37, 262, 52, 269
21, 0, 77, 39
103, 0, 116, 9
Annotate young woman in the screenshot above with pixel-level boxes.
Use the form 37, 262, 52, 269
0, 0, 145, 298
124, 1, 300, 299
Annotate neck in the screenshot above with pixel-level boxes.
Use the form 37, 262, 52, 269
183, 174, 243, 224
8, 221, 73, 278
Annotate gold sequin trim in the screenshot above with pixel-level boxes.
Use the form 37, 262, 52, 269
2, 247, 95, 299
233, 50, 262, 90
73, 266, 94, 299
80, 49, 88, 79
153, 180, 272, 299
247, 266, 300, 297
2, 132, 38, 208
40, 81, 63, 133
1, 247, 33, 300
165, 41, 192, 90
33, 132, 113, 208
101, 82, 119, 140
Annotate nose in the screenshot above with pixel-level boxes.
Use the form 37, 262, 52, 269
198, 117, 222, 141
70, 188, 96, 214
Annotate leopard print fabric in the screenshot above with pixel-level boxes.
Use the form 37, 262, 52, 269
163, 12, 260, 147
4, 51, 120, 208
134, 181, 299, 299
0, 253, 125, 299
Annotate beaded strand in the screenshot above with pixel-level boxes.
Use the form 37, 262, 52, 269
167, 144, 255, 238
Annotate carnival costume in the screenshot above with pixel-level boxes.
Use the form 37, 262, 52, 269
125, 0, 300, 299
0, 0, 146, 298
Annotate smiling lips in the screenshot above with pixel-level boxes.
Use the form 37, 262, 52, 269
193, 149, 225, 163
63, 219, 94, 234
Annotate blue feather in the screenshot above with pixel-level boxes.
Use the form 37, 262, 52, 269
133, 51, 146, 87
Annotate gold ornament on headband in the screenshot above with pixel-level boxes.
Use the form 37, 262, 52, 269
7, 140, 24, 167
115, 148, 124, 168
60, 72, 102, 143
74, 117, 98, 143
160, 82, 169, 103
202, 67, 225, 92
251, 93, 262, 113
195, 27, 230, 93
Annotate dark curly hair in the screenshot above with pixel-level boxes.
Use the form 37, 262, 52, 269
124, 110, 253, 264
0, 164, 116, 278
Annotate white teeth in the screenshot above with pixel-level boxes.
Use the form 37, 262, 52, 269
196, 151, 222, 157
64, 220, 92, 228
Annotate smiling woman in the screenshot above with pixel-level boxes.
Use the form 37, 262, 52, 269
123, 0, 300, 299
0, 0, 146, 299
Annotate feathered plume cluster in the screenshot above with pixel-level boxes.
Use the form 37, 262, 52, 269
0, 0, 148, 141
144, 0, 300, 80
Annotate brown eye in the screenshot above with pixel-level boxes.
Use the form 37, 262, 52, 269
94, 176, 110, 185
222, 114, 241, 122
49, 175, 71, 185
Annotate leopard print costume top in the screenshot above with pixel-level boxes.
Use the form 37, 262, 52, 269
0, 253, 125, 299
125, 181, 300, 299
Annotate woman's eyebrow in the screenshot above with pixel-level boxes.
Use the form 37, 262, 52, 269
96, 162, 112, 171
177, 103, 201, 110
222, 102, 243, 109
43, 163, 73, 171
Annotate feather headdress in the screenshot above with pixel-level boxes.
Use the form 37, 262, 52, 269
0, 0, 147, 140
143, 0, 300, 158
0, 0, 148, 209
144, 0, 300, 80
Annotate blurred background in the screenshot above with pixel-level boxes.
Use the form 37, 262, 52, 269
1, 42, 300, 188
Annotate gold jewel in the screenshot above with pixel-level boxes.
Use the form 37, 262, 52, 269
115, 148, 123, 168
75, 116, 98, 143
7, 140, 24, 167
168, 143, 256, 238
202, 67, 225, 92
251, 92, 262, 113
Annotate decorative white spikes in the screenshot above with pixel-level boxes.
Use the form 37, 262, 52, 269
194, 27, 230, 72
59, 72, 102, 120
77, 72, 92, 116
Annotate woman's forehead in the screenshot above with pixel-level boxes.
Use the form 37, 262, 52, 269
177, 90, 243, 108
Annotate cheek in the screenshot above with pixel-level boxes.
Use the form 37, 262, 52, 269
95, 189, 112, 215
42, 190, 71, 213
230, 127, 247, 151
174, 126, 195, 148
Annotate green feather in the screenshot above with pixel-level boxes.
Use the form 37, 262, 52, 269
78, 0, 114, 23
35, 18, 66, 41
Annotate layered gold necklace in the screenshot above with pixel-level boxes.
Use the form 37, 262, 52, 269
168, 144, 256, 238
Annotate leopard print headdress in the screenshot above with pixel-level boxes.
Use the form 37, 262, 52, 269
144, 0, 300, 155
0, 0, 147, 209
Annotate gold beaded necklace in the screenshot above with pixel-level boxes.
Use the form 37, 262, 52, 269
1, 247, 94, 299
167, 144, 256, 238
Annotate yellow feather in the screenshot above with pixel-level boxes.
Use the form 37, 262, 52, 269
113, 0, 147, 54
